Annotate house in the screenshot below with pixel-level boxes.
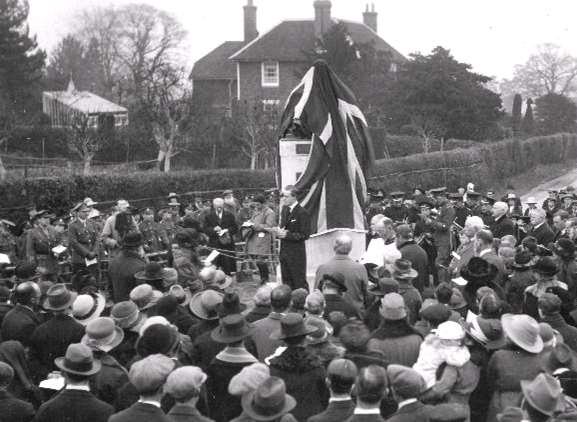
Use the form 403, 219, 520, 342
190, 1, 405, 113
42, 80, 129, 129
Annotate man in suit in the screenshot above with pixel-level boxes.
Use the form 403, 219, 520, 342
346, 365, 388, 422
1, 281, 40, 347
308, 359, 357, 422
68, 202, 100, 284
528, 208, 556, 247
34, 343, 114, 422
385, 365, 431, 422
474, 230, 506, 285
204, 197, 238, 275
0, 362, 34, 422
108, 232, 146, 303
109, 354, 175, 422
276, 185, 310, 290
490, 201, 516, 239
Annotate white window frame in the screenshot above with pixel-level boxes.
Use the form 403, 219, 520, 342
390, 62, 398, 73
261, 61, 279, 87
262, 99, 280, 112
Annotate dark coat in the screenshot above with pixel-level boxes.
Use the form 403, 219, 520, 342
345, 414, 385, 422
245, 305, 270, 323
279, 204, 310, 289
109, 249, 146, 303
491, 215, 516, 239
528, 223, 556, 247
307, 398, 355, 422
0, 390, 34, 422
34, 388, 113, 422
109, 402, 172, 422
0, 305, 40, 346
187, 319, 218, 343
68, 219, 99, 265
168, 403, 214, 422
558, 258, 577, 301
396, 283, 422, 325
110, 329, 138, 369
204, 209, 238, 274
343, 350, 389, 370
367, 320, 422, 367
91, 352, 128, 405
324, 294, 359, 320
386, 400, 432, 422
269, 346, 329, 422
189, 329, 257, 372
542, 312, 577, 352
29, 314, 85, 379
398, 240, 429, 293
251, 312, 284, 361
0, 303, 13, 328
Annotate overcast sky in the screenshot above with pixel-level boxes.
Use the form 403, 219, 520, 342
27, 0, 577, 81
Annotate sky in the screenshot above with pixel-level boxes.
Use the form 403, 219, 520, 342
27, 0, 577, 82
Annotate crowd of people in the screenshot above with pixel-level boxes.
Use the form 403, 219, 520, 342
0, 184, 577, 421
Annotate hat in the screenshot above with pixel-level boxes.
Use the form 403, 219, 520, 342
435, 321, 465, 341
392, 259, 418, 280
497, 407, 525, 422
270, 313, 318, 340
142, 207, 155, 215
82, 317, 124, 353
368, 278, 400, 296
229, 363, 271, 396
538, 292, 562, 315
211, 314, 253, 344
189, 290, 223, 320
429, 403, 469, 422
216, 291, 247, 317
161, 267, 178, 288
241, 377, 296, 421
460, 257, 498, 284
502, 314, 544, 354
54, 343, 101, 376
319, 273, 347, 292
72, 293, 106, 326
554, 238, 576, 259
526, 197, 537, 204
380, 293, 407, 321
390, 191, 405, 198
387, 364, 426, 398
465, 316, 507, 350
417, 197, 435, 208
533, 257, 559, 277
521, 373, 563, 416
129, 284, 162, 310
164, 366, 207, 400
448, 192, 463, 200
134, 262, 164, 282
44, 284, 77, 311
467, 191, 482, 199
156, 294, 180, 317
111, 301, 144, 330
168, 285, 191, 306
449, 288, 467, 311
14, 263, 39, 280
116, 199, 130, 208
543, 343, 577, 373
430, 187, 447, 194
136, 323, 180, 357
305, 317, 329, 345
213, 269, 232, 290
129, 354, 175, 394
83, 197, 98, 207
122, 232, 143, 248
420, 303, 451, 325
512, 249, 533, 270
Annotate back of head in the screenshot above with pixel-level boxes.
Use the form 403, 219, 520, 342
327, 359, 358, 394
271, 285, 292, 312
435, 282, 453, 305
290, 288, 308, 311
355, 365, 388, 405
0, 362, 13, 390
334, 235, 353, 255
14, 281, 38, 306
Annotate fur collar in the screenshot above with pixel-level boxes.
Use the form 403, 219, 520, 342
269, 346, 322, 373
371, 319, 422, 339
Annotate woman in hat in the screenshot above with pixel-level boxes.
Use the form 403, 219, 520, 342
238, 377, 297, 422
304, 317, 344, 367
504, 248, 537, 314
553, 238, 577, 301
486, 314, 545, 422
460, 257, 504, 314
268, 313, 329, 421
523, 257, 568, 320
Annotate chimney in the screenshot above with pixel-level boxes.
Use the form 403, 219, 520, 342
363, 3, 378, 33
314, 0, 332, 38
243, 0, 258, 43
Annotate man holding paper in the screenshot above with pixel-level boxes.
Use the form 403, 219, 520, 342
69, 202, 99, 280
204, 198, 238, 275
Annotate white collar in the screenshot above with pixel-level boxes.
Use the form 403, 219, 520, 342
289, 202, 298, 213
139, 399, 161, 408
329, 396, 352, 403
65, 384, 90, 391
479, 248, 492, 257
534, 222, 544, 230
397, 398, 418, 409
354, 407, 381, 415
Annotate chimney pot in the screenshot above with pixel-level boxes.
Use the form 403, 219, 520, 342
314, 0, 332, 38
363, 3, 378, 33
244, 0, 258, 42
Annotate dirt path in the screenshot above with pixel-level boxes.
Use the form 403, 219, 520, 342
521, 166, 577, 204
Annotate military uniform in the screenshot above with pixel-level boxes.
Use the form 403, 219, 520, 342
68, 217, 100, 278
384, 204, 409, 223
139, 220, 169, 254
26, 225, 59, 274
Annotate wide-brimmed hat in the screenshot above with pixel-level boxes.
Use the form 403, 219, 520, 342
270, 313, 318, 341
392, 259, 418, 280
135, 262, 164, 282
211, 314, 253, 344
54, 343, 101, 376
169, 284, 192, 306
368, 278, 400, 296
216, 291, 247, 317
110, 301, 145, 330
44, 284, 77, 311
241, 377, 296, 421
305, 317, 330, 345
213, 269, 233, 290
82, 317, 124, 353
229, 363, 271, 396
319, 273, 347, 292
512, 249, 533, 270
122, 232, 143, 248
526, 196, 538, 204
465, 315, 507, 350
189, 290, 223, 320
460, 257, 498, 284
553, 238, 576, 259
502, 314, 544, 354
380, 293, 407, 321
533, 257, 559, 277
543, 343, 577, 374
72, 293, 106, 326
129, 284, 162, 311
521, 373, 563, 416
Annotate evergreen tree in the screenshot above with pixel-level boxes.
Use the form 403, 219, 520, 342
535, 93, 577, 135
0, 0, 46, 126
511, 93, 523, 136
522, 98, 534, 136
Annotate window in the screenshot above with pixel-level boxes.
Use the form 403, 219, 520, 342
261, 61, 279, 87
262, 99, 280, 112
390, 62, 398, 73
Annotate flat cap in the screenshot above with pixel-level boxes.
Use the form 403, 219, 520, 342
129, 354, 175, 394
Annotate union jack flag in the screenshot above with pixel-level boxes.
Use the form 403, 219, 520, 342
278, 60, 375, 234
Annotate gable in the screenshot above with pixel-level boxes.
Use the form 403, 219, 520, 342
191, 41, 246, 80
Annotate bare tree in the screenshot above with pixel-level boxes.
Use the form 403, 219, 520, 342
68, 114, 105, 175
403, 114, 446, 154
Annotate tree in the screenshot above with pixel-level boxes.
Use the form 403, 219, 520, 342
535, 93, 577, 135
511, 93, 523, 136
382, 47, 503, 143
68, 114, 107, 175
503, 43, 577, 98
522, 98, 534, 136
0, 0, 46, 125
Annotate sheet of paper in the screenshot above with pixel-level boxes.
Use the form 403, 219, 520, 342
52, 245, 67, 255
205, 250, 220, 264
0, 254, 10, 264
85, 257, 98, 266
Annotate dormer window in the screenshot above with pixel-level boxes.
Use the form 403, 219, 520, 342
261, 61, 279, 87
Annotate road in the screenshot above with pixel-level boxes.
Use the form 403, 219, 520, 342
521, 167, 577, 205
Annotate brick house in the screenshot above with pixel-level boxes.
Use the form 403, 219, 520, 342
190, 1, 406, 113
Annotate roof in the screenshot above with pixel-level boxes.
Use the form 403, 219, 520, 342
190, 41, 246, 80
229, 19, 406, 63
43, 89, 127, 114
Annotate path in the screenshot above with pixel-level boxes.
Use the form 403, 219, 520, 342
521, 166, 577, 204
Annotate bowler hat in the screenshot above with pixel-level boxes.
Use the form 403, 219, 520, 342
392, 259, 418, 280
134, 262, 164, 282
270, 313, 318, 340
122, 231, 143, 248
387, 364, 426, 398
165, 366, 207, 400
465, 315, 506, 350
319, 273, 347, 292
368, 277, 400, 296
521, 373, 563, 416
44, 284, 77, 311
129, 284, 162, 310
380, 293, 407, 320
533, 257, 559, 277
502, 313, 544, 354
241, 377, 296, 421
54, 343, 101, 376
82, 317, 124, 353
460, 257, 498, 284
216, 291, 247, 316
211, 314, 253, 344
189, 290, 223, 320
111, 301, 144, 330
72, 293, 106, 326
135, 323, 180, 357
